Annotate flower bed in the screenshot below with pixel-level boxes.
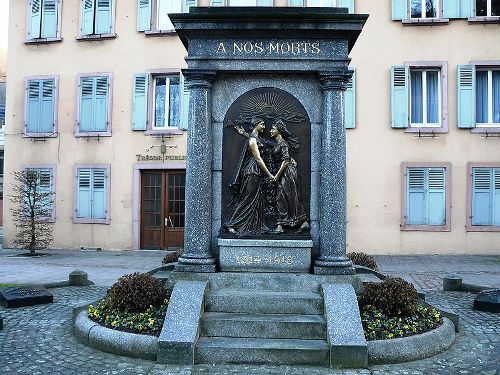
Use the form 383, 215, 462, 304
360, 303, 443, 341
88, 297, 168, 336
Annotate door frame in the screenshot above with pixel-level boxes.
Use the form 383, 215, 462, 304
132, 162, 186, 250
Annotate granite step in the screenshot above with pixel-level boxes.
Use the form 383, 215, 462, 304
204, 290, 324, 314
196, 337, 329, 365
200, 312, 326, 339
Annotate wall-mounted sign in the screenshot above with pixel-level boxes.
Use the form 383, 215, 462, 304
136, 154, 186, 162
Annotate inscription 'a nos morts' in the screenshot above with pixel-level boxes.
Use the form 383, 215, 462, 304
216, 40, 321, 55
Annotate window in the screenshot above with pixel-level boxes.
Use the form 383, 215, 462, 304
138, 0, 196, 33
401, 164, 451, 231
410, 0, 438, 18
24, 166, 56, 220
77, 74, 112, 135
74, 166, 110, 224
132, 72, 188, 132
391, 63, 447, 132
25, 77, 58, 136
27, 0, 61, 41
467, 165, 500, 231
288, 0, 354, 11
392, 0, 474, 21
80, 0, 115, 37
475, 0, 500, 16
457, 64, 500, 130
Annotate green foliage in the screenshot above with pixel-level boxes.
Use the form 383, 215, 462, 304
88, 297, 168, 336
360, 303, 443, 341
363, 277, 417, 316
108, 272, 165, 313
347, 252, 379, 271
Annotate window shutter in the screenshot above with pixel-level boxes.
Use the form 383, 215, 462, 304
494, 169, 500, 226
460, 0, 473, 17
443, 0, 460, 18
288, 0, 304, 5
472, 168, 492, 225
77, 169, 92, 218
344, 69, 356, 129
137, 0, 152, 31
427, 168, 446, 225
132, 74, 149, 130
40, 79, 55, 133
80, 77, 95, 132
91, 169, 107, 219
391, 65, 409, 128
35, 168, 53, 215
27, 80, 41, 133
30, 0, 42, 39
41, 0, 58, 38
180, 74, 189, 130
210, 0, 224, 6
338, 0, 354, 13
407, 168, 426, 225
96, 0, 112, 34
94, 77, 109, 131
457, 64, 475, 129
258, 0, 273, 5
82, 0, 95, 35
184, 0, 197, 11
157, 0, 175, 30
392, 0, 407, 20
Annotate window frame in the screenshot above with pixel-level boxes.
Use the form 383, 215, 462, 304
25, 0, 63, 44
75, 72, 113, 137
144, 69, 183, 135
409, 0, 440, 19
466, 162, 500, 232
469, 61, 500, 133
474, 68, 500, 128
470, 0, 500, 20
73, 164, 111, 224
77, 0, 117, 40
405, 62, 448, 133
23, 164, 57, 222
401, 162, 452, 232
401, 0, 450, 24
23, 75, 59, 138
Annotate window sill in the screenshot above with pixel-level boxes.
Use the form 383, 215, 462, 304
468, 16, 500, 24
402, 18, 449, 26
25, 37, 62, 45
471, 126, 500, 134
144, 129, 185, 136
76, 33, 117, 41
144, 30, 177, 37
73, 218, 110, 225
23, 132, 58, 138
405, 126, 448, 134
466, 225, 500, 232
401, 224, 450, 232
75, 131, 112, 138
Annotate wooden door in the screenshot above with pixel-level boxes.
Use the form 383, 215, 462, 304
140, 170, 185, 249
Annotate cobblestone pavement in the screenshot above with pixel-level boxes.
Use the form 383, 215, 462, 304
0, 286, 499, 375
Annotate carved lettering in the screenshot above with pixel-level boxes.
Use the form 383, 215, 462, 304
215, 40, 322, 56
216, 42, 226, 53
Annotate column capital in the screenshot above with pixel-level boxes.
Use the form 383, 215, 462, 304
181, 69, 217, 89
318, 70, 353, 91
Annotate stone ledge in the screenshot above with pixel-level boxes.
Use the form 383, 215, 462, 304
73, 310, 158, 361
367, 317, 455, 364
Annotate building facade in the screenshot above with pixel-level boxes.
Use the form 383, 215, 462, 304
4, 0, 500, 254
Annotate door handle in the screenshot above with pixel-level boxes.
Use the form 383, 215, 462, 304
165, 216, 174, 227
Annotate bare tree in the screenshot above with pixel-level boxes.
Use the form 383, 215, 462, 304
10, 170, 54, 254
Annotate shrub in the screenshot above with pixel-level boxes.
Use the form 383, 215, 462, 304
108, 272, 165, 313
162, 248, 183, 264
347, 252, 379, 271
362, 277, 417, 316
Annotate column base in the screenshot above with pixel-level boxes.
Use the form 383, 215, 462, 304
313, 257, 355, 275
175, 256, 216, 273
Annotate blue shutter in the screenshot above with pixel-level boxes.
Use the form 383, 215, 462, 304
472, 168, 492, 225
33, 168, 53, 216
180, 74, 189, 130
494, 169, 500, 226
457, 65, 475, 129
338, 0, 354, 13
40, 79, 55, 133
344, 69, 356, 129
211, 0, 224, 6
77, 169, 92, 218
80, 77, 95, 132
96, 0, 112, 34
443, 0, 460, 18
392, 0, 407, 20
137, 0, 152, 31
94, 77, 109, 131
91, 169, 107, 219
184, 0, 197, 11
41, 0, 58, 38
460, 0, 473, 17
288, 0, 304, 5
29, 0, 42, 39
157, 0, 174, 31
27, 80, 41, 133
258, 0, 273, 5
391, 65, 409, 129
132, 74, 149, 130
407, 168, 426, 225
82, 0, 95, 35
427, 168, 446, 225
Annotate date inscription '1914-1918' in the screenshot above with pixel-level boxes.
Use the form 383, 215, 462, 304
236, 254, 294, 266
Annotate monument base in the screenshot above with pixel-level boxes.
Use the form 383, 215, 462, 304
218, 238, 312, 273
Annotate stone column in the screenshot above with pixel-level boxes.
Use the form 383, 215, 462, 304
314, 70, 354, 275
176, 70, 217, 273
